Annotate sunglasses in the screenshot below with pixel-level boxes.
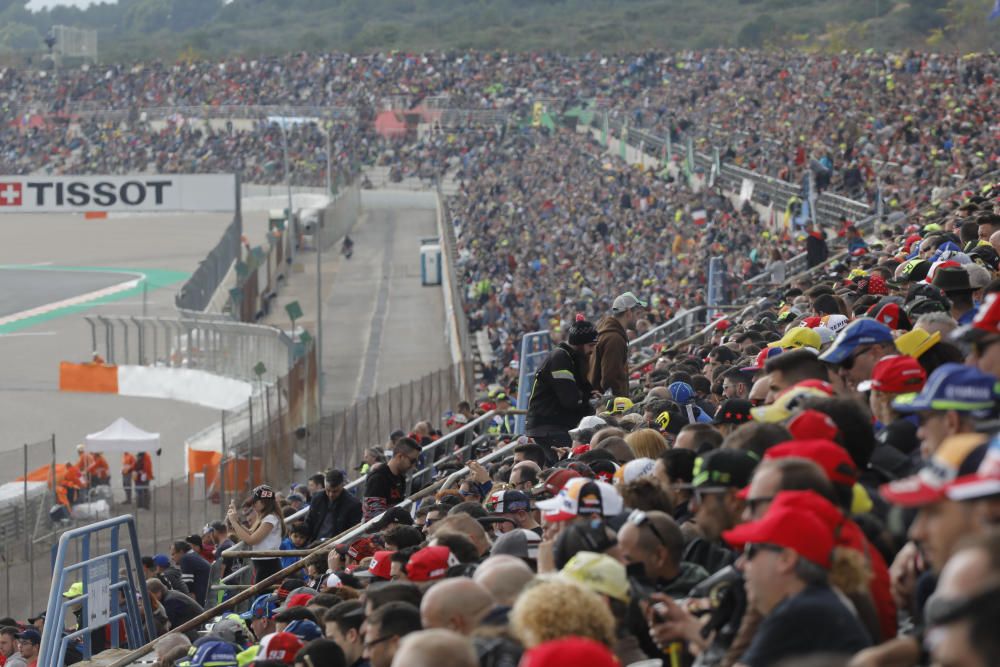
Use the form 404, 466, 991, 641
364, 634, 395, 650
692, 486, 729, 505
840, 345, 874, 371
743, 543, 784, 560
628, 509, 667, 546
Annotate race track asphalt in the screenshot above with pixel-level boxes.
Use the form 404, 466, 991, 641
0, 268, 137, 319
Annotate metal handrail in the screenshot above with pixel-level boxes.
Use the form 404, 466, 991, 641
106, 437, 522, 667
215, 409, 506, 583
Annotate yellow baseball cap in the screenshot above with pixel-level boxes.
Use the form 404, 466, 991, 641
767, 327, 822, 351
894, 328, 941, 359
607, 397, 634, 414
559, 551, 630, 602
751, 384, 832, 423
63, 582, 83, 598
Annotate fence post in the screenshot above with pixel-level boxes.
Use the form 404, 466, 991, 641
247, 397, 255, 492
23, 443, 29, 560
220, 411, 228, 515
351, 401, 359, 451
169, 477, 175, 544
264, 388, 272, 486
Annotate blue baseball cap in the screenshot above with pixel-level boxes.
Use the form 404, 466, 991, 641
152, 554, 171, 568
16, 629, 41, 645
818, 319, 894, 365
668, 381, 695, 405
239, 593, 279, 621
891, 363, 1000, 414
183, 640, 238, 667
283, 619, 323, 642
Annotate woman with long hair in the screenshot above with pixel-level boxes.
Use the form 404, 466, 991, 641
226, 484, 286, 582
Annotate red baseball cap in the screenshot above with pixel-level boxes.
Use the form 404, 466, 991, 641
786, 410, 840, 441
280, 592, 315, 611
723, 492, 835, 568
539, 469, 581, 497
405, 546, 459, 582
858, 355, 927, 394
257, 632, 304, 665
764, 439, 858, 487
367, 550, 393, 580
741, 346, 782, 372
347, 537, 376, 561
519, 636, 620, 667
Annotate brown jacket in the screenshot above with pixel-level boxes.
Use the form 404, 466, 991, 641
589, 316, 629, 397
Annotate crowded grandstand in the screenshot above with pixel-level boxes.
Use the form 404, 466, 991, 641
1, 46, 999, 667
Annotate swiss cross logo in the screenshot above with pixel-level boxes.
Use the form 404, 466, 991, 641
0, 182, 22, 206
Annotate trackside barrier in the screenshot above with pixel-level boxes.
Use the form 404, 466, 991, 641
515, 331, 553, 435
106, 436, 522, 667
38, 515, 155, 667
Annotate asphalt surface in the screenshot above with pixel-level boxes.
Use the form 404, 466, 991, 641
0, 211, 270, 481
0, 268, 137, 319
263, 192, 451, 411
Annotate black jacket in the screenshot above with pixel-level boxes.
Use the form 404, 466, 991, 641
806, 231, 829, 268
526, 342, 595, 433
306, 491, 363, 543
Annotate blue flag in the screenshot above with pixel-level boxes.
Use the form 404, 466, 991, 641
992, 0, 1000, 19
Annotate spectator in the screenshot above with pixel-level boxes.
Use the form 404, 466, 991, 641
0, 627, 26, 667
363, 439, 421, 521
390, 629, 477, 667
484, 490, 541, 536
306, 470, 362, 543
510, 580, 615, 650
591, 292, 646, 397
525, 319, 599, 459
146, 578, 203, 640
294, 639, 346, 667
171, 540, 211, 605
11, 631, 37, 667
152, 553, 190, 595
226, 484, 287, 582
682, 449, 757, 574
323, 602, 366, 667
362, 601, 422, 667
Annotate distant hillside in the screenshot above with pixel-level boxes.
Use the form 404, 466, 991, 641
0, 0, 996, 62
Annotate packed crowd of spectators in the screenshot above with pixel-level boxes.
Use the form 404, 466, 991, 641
4, 182, 998, 665
3, 50, 997, 202
2, 47, 1000, 667
452, 128, 828, 382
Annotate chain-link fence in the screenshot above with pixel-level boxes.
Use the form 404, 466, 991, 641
296, 363, 466, 480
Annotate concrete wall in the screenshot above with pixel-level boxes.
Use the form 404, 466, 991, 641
117, 366, 253, 410
318, 185, 362, 250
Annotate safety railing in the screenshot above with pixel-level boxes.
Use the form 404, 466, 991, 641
210, 408, 506, 590
597, 112, 872, 231
107, 435, 523, 667
83, 315, 295, 385
38, 515, 154, 667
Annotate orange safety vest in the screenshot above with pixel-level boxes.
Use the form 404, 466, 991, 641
88, 454, 110, 480
121, 453, 136, 475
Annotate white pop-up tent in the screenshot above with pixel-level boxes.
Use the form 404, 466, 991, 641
85, 417, 160, 453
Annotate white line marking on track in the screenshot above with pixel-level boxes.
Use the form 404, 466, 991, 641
0, 331, 57, 337
0, 277, 143, 326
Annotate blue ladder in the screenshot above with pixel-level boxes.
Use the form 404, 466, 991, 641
38, 515, 155, 667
